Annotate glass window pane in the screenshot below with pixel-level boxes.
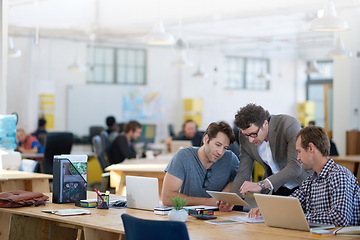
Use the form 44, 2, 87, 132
94, 48, 103, 64
94, 66, 103, 83
116, 67, 126, 83
104, 66, 113, 83
308, 85, 325, 127
117, 49, 126, 65
127, 51, 135, 66
127, 67, 136, 83
104, 48, 114, 65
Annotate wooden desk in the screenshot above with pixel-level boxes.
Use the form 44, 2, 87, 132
105, 155, 173, 196
333, 155, 360, 182
0, 192, 357, 240
0, 170, 52, 192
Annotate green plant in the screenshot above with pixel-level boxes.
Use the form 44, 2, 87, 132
170, 195, 187, 210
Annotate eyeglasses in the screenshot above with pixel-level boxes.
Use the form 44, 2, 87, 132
243, 127, 261, 138
202, 168, 212, 188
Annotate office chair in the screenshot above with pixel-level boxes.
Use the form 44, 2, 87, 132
89, 126, 105, 151
100, 130, 111, 158
19, 159, 39, 172
92, 135, 110, 192
41, 132, 73, 174
121, 214, 190, 240
168, 123, 175, 137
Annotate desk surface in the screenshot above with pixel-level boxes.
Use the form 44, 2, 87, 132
333, 155, 360, 162
0, 192, 357, 240
0, 170, 53, 180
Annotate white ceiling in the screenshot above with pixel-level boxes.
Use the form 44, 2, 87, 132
7, 0, 360, 52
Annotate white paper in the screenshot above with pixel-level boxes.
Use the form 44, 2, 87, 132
225, 214, 264, 223
42, 209, 91, 216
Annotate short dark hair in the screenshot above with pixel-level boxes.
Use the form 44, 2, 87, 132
203, 121, 235, 145
183, 119, 197, 130
297, 126, 330, 157
124, 120, 142, 133
38, 118, 46, 127
106, 116, 116, 128
234, 103, 270, 130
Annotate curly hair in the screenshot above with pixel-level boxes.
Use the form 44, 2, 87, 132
234, 103, 270, 130
203, 121, 235, 145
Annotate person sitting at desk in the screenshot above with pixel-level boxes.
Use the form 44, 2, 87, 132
31, 117, 47, 142
165, 119, 203, 152
249, 126, 360, 226
108, 121, 142, 164
162, 121, 239, 211
16, 128, 44, 153
105, 115, 120, 143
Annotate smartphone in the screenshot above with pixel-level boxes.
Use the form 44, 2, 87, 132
190, 214, 217, 220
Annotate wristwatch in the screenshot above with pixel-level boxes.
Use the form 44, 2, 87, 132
258, 180, 267, 190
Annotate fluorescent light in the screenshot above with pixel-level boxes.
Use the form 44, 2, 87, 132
143, 20, 175, 46
309, 0, 350, 32
8, 37, 22, 58
68, 56, 86, 72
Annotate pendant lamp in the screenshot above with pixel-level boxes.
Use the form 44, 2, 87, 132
309, 0, 350, 32
305, 60, 320, 74
68, 56, 86, 72
143, 20, 175, 46
328, 36, 352, 58
8, 37, 22, 58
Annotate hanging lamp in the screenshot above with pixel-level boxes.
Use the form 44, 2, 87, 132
143, 20, 175, 46
328, 36, 352, 58
8, 37, 22, 58
68, 56, 86, 72
305, 60, 320, 74
309, 0, 350, 32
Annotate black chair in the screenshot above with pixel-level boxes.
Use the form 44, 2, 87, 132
121, 214, 190, 240
92, 135, 110, 192
100, 130, 111, 158
41, 132, 73, 174
89, 126, 105, 145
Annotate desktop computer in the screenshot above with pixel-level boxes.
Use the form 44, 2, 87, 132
136, 124, 156, 152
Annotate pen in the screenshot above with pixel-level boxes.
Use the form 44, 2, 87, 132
94, 188, 104, 201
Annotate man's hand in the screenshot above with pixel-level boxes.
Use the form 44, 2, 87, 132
217, 201, 234, 212
248, 207, 261, 218
239, 181, 262, 197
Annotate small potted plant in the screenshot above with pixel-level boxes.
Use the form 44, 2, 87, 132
168, 195, 188, 222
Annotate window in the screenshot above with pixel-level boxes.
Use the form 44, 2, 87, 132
87, 46, 146, 84
225, 56, 270, 90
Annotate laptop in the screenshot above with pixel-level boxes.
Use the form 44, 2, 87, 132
126, 176, 160, 211
254, 193, 335, 231
170, 140, 192, 153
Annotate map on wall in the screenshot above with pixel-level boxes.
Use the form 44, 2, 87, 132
122, 87, 164, 121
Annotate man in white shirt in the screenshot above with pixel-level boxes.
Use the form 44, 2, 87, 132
230, 103, 312, 196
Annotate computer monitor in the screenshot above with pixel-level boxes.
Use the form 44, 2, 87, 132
138, 124, 156, 145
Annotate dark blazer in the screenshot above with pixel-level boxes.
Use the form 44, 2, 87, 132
231, 114, 312, 192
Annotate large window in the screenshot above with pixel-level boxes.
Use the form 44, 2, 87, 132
225, 56, 270, 90
87, 46, 147, 84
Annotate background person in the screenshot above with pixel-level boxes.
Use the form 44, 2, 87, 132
16, 128, 44, 153
108, 120, 142, 164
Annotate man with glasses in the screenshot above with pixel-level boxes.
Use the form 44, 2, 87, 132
231, 103, 311, 197
162, 121, 239, 211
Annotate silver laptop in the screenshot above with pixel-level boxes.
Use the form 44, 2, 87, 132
170, 140, 192, 153
126, 176, 160, 211
254, 194, 335, 231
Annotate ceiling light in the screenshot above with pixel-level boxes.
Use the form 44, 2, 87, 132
8, 37, 22, 58
305, 60, 320, 74
309, 0, 350, 32
143, 20, 175, 46
172, 51, 193, 68
328, 36, 352, 58
68, 56, 86, 72
193, 65, 208, 78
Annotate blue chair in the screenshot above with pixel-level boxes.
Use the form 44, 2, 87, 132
121, 214, 190, 240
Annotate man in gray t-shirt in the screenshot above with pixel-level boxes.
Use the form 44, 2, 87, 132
162, 121, 239, 211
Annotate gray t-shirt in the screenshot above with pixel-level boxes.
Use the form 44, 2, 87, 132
165, 147, 239, 198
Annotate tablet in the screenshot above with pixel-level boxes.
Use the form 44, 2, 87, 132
206, 191, 249, 206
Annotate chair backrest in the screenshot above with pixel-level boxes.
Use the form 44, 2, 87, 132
89, 126, 105, 144
100, 130, 110, 151
19, 159, 39, 172
42, 132, 73, 174
121, 214, 190, 240
92, 135, 109, 172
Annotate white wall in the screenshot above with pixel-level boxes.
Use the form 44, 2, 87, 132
7, 37, 304, 143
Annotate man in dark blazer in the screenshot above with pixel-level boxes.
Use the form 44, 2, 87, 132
231, 104, 312, 196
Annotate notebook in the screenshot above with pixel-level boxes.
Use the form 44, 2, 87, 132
254, 193, 335, 231
126, 176, 160, 211
170, 140, 192, 153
